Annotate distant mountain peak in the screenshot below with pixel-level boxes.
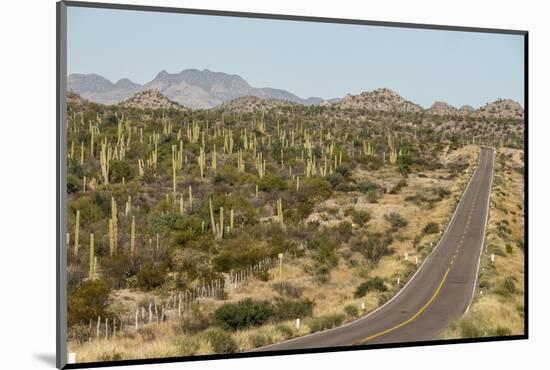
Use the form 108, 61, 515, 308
68, 69, 320, 109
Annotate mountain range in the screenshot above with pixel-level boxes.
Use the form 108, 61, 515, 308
67, 69, 524, 119
68, 69, 322, 109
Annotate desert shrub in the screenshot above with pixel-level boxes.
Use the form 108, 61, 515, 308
327, 172, 345, 187
136, 262, 166, 291
489, 327, 512, 336
310, 237, 339, 282
67, 174, 80, 193
137, 326, 157, 342
335, 163, 351, 177
495, 277, 518, 297
203, 328, 238, 353
276, 324, 294, 339
109, 159, 135, 183
423, 222, 439, 235
366, 189, 380, 203
353, 277, 387, 298
352, 210, 371, 226
212, 234, 271, 272
273, 299, 315, 321
458, 317, 484, 338
250, 333, 272, 348
300, 177, 333, 202
384, 212, 408, 231
67, 278, 112, 326
100, 254, 134, 289
307, 314, 345, 333
352, 232, 393, 263
353, 276, 387, 298
176, 336, 200, 356
344, 304, 359, 318
259, 174, 288, 191
172, 215, 206, 245
389, 179, 407, 194
98, 351, 124, 362
176, 310, 213, 335
272, 282, 304, 298
506, 244, 513, 254
68, 195, 104, 224
334, 221, 353, 242
214, 298, 273, 331
356, 180, 380, 194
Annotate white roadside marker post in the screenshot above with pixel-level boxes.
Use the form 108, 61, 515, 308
68, 353, 77, 364
397, 277, 400, 285
361, 302, 366, 311
491, 253, 495, 264
415, 257, 418, 265
404, 252, 408, 261
295, 318, 301, 330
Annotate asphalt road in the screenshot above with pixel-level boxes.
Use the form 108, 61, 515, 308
254, 146, 494, 351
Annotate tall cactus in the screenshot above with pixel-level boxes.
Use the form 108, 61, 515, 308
276, 198, 284, 227
130, 216, 136, 261
89, 233, 95, 279
188, 186, 193, 212
74, 210, 80, 257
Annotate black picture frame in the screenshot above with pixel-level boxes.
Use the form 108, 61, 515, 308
56, 1, 528, 368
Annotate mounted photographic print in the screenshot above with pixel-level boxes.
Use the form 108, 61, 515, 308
56, 1, 527, 368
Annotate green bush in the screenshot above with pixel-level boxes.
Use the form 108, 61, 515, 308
68, 278, 112, 326
259, 174, 288, 191
344, 304, 359, 318
136, 262, 166, 291
352, 232, 393, 263
273, 299, 314, 321
366, 189, 380, 203
176, 337, 200, 356
214, 298, 274, 331
352, 210, 371, 226
423, 222, 439, 235
203, 328, 238, 353
307, 314, 345, 333
250, 333, 272, 348
310, 237, 339, 282
384, 212, 408, 230
109, 159, 135, 183
67, 174, 80, 193
353, 277, 387, 298
276, 324, 294, 339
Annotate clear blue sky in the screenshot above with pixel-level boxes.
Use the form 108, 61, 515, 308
67, 6, 524, 108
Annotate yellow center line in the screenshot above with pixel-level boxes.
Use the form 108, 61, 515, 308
356, 268, 451, 344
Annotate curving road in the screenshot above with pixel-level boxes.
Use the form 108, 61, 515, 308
254, 146, 494, 351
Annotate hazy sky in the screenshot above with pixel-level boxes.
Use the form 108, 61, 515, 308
67, 6, 524, 108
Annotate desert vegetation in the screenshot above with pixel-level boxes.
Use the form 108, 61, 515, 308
65, 91, 524, 362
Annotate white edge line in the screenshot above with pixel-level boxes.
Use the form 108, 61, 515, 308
464, 147, 495, 314
252, 146, 483, 352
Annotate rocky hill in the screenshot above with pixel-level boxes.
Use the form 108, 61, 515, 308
119, 90, 184, 110
476, 99, 524, 119
66, 91, 88, 106
333, 88, 423, 113
425, 101, 458, 115
459, 105, 475, 115
216, 96, 298, 113
68, 69, 322, 109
